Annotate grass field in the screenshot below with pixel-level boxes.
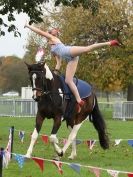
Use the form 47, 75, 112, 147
0, 113, 133, 177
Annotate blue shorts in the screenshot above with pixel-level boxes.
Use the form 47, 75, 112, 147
51, 43, 79, 62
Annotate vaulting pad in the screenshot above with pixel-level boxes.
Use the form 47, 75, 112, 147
59, 75, 92, 99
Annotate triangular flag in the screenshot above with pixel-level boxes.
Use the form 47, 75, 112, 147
3, 151, 10, 168
128, 173, 133, 177
70, 163, 81, 174
86, 140, 96, 150
32, 157, 44, 172
89, 167, 101, 177
52, 160, 63, 174
14, 154, 25, 168
41, 135, 49, 144
19, 131, 25, 143
62, 138, 67, 145
114, 139, 122, 146
76, 139, 82, 145
4, 128, 12, 168
107, 170, 119, 177
128, 140, 133, 147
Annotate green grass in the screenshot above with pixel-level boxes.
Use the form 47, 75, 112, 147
0, 116, 133, 177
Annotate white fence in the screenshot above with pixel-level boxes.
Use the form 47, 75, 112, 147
0, 99, 133, 119
113, 101, 133, 120
0, 99, 37, 117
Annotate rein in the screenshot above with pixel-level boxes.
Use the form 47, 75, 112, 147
30, 70, 66, 97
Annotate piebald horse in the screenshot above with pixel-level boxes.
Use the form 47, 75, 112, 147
25, 62, 109, 159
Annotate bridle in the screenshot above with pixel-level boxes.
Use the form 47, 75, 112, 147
30, 70, 49, 96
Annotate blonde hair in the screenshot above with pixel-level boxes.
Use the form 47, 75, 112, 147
48, 28, 60, 35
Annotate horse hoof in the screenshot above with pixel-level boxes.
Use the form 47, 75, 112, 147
58, 151, 63, 157
52, 155, 60, 161
68, 155, 77, 160
25, 154, 31, 158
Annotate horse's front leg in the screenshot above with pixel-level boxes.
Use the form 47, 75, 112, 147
61, 122, 83, 157
25, 111, 44, 158
49, 116, 62, 156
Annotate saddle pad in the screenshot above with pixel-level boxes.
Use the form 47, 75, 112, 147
59, 75, 92, 99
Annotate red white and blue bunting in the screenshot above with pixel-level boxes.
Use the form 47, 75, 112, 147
3, 153, 132, 177
2, 127, 133, 176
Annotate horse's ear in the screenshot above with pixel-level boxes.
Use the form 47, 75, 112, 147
24, 62, 31, 70
39, 61, 45, 68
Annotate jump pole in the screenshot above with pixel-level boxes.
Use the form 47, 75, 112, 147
0, 147, 4, 177
11, 126, 14, 159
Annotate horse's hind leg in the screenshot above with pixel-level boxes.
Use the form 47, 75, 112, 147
26, 111, 44, 158
67, 126, 77, 160
61, 122, 82, 157
68, 138, 77, 159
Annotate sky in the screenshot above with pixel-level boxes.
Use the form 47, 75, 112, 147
0, 13, 29, 58
0, 2, 56, 59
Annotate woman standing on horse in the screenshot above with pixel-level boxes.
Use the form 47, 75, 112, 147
24, 22, 119, 112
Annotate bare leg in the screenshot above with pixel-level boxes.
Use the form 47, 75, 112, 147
70, 42, 110, 57
55, 56, 62, 70
65, 59, 81, 103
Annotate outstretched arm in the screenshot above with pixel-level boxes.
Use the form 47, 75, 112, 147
24, 22, 53, 40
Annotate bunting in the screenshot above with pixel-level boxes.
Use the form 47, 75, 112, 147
19, 131, 25, 143
70, 163, 81, 175
14, 154, 25, 168
128, 140, 133, 147
4, 128, 133, 176
107, 170, 119, 177
86, 140, 96, 150
14, 128, 133, 149
52, 160, 63, 174
114, 139, 122, 146
62, 138, 67, 145
9, 153, 133, 176
3, 128, 12, 168
32, 157, 44, 172
90, 167, 101, 177
76, 139, 82, 145
41, 135, 49, 144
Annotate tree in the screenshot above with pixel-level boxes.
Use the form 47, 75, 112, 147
57, 1, 133, 100
0, 56, 29, 93
24, 0, 133, 100
0, 0, 99, 36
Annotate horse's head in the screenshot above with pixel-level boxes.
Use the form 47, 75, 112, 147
25, 62, 54, 102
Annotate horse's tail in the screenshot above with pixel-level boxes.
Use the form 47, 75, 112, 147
90, 95, 109, 149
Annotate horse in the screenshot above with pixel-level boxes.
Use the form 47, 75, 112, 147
25, 61, 109, 159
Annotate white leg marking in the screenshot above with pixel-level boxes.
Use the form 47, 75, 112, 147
49, 134, 59, 144
25, 128, 38, 158
49, 134, 62, 154
68, 138, 77, 160
62, 123, 82, 154
67, 126, 77, 159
